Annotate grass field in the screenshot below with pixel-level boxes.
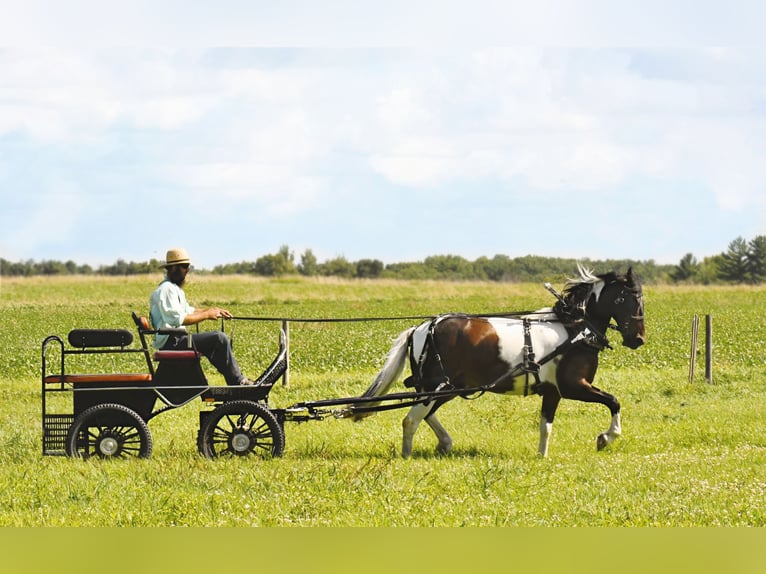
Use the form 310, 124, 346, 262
1, 274, 765, 526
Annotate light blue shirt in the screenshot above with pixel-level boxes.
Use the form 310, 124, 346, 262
149, 279, 195, 348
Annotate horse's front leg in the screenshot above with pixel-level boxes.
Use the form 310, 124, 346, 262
557, 350, 621, 452
560, 379, 621, 451
401, 401, 434, 458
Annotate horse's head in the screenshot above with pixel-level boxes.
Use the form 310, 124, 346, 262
594, 267, 645, 349
563, 265, 645, 349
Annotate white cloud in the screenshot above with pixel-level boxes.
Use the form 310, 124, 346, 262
167, 161, 325, 216
4, 46, 766, 265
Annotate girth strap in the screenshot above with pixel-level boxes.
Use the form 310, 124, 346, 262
522, 318, 542, 395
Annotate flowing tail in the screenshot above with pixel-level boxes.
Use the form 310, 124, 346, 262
351, 326, 415, 421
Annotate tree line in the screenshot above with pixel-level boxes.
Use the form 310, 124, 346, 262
2, 236, 765, 284
670, 236, 766, 284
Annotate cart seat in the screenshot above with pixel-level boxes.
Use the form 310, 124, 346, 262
153, 350, 201, 361
132, 312, 200, 362
44, 373, 153, 385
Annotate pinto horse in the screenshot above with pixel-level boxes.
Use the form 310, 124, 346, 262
355, 266, 645, 457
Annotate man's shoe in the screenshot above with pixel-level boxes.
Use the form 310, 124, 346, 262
240, 378, 260, 386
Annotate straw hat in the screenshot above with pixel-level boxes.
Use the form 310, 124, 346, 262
163, 247, 191, 268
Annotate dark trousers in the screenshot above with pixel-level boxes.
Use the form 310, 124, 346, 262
162, 331, 244, 385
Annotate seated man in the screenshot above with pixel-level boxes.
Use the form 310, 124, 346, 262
149, 247, 257, 386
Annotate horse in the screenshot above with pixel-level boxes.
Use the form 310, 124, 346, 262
354, 265, 645, 458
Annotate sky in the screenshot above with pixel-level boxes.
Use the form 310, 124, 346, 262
2, 2, 766, 270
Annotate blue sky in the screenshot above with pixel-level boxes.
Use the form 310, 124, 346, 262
2, 3, 765, 269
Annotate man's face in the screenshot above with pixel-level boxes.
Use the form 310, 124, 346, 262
167, 264, 190, 286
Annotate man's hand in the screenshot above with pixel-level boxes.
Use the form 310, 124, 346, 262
206, 307, 232, 320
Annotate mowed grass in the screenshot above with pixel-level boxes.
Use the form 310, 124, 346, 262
0, 275, 765, 526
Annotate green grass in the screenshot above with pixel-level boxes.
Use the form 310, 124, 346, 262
1, 275, 765, 526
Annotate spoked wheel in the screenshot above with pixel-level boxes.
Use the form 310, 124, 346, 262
198, 400, 284, 459
65, 403, 153, 459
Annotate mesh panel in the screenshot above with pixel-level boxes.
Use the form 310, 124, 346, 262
43, 414, 74, 455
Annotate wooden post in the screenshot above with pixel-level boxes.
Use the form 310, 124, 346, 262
705, 314, 713, 384
282, 320, 290, 387
689, 315, 699, 383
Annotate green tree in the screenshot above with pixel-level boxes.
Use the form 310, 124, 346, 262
424, 254, 474, 279
747, 235, 766, 283
671, 253, 699, 282
254, 245, 295, 276
298, 249, 318, 276
718, 237, 750, 283
319, 256, 354, 278
474, 254, 513, 281
355, 259, 383, 278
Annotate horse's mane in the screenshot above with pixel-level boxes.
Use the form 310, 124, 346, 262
561, 263, 604, 309
562, 263, 641, 305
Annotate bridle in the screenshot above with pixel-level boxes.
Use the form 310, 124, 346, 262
609, 285, 644, 334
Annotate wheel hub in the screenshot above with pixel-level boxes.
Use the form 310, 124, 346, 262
229, 432, 253, 454
97, 433, 122, 457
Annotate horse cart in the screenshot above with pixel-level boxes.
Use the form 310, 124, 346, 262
41, 312, 463, 459
42, 268, 645, 460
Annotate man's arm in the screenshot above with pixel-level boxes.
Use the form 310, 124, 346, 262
182, 307, 232, 326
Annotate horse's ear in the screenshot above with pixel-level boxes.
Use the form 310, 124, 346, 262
626, 266, 638, 286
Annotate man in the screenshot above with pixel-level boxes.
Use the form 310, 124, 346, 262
149, 247, 257, 386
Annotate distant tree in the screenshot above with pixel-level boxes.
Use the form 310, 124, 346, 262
697, 255, 722, 284
298, 249, 318, 276
424, 254, 474, 279
718, 237, 750, 283
254, 245, 295, 276
746, 235, 766, 283
38, 260, 67, 275
382, 261, 433, 280
319, 256, 354, 278
474, 254, 513, 281
214, 261, 255, 274
671, 253, 699, 282
355, 259, 383, 278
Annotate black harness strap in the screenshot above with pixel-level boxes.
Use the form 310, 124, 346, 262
522, 318, 542, 396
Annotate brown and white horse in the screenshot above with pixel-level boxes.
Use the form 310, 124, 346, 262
356, 266, 645, 457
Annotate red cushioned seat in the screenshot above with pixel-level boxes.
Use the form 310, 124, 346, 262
153, 350, 201, 361
44, 373, 153, 384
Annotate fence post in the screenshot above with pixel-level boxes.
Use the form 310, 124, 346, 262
689, 314, 699, 383
282, 320, 290, 387
705, 314, 713, 384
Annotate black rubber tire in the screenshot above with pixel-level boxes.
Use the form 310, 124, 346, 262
197, 400, 284, 459
65, 403, 153, 459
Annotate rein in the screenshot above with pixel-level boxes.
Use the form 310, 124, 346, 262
230, 309, 552, 323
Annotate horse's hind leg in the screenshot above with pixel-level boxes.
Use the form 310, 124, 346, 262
402, 401, 436, 458
597, 410, 622, 451
538, 386, 561, 457
425, 412, 453, 455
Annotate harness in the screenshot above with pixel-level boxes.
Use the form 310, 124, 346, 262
410, 301, 613, 399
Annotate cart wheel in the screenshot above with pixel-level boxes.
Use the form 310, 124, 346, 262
198, 400, 284, 459
65, 403, 153, 459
